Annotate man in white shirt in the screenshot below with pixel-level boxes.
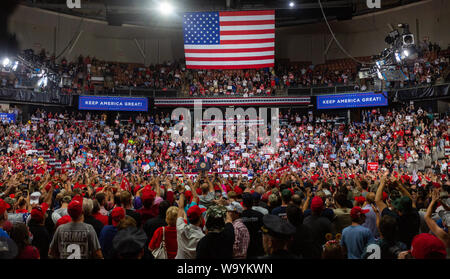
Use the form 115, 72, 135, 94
176, 192, 205, 259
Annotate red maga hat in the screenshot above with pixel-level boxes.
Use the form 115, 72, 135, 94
350, 206, 370, 219
187, 205, 206, 221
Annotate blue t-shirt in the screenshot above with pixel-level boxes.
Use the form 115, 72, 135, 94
341, 225, 375, 259
0, 228, 9, 238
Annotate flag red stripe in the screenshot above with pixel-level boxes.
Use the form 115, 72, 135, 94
187, 64, 274, 69
220, 38, 275, 44
220, 20, 275, 26
184, 47, 275, 53
220, 29, 275, 35
186, 55, 274, 62
220, 10, 275, 16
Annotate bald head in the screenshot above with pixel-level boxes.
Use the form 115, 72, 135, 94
366, 192, 375, 204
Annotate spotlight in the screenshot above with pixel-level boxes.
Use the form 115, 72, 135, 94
37, 76, 48, 87
403, 49, 409, 57
12, 61, 18, 71
289, 2, 295, 8
395, 52, 402, 63
159, 1, 174, 15
403, 34, 414, 45
2, 58, 11, 68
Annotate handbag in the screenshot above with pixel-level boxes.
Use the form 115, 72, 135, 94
152, 226, 168, 259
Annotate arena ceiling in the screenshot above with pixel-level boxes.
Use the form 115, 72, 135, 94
21, 0, 424, 27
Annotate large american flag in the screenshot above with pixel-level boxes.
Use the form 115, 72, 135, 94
183, 10, 275, 69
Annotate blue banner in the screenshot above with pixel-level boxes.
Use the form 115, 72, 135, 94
0, 113, 16, 123
317, 92, 388, 110
79, 96, 148, 111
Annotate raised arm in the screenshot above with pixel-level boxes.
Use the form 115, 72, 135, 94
424, 189, 449, 245
178, 189, 187, 219
395, 181, 412, 200
302, 188, 312, 213
154, 176, 161, 197
206, 172, 214, 193
375, 173, 388, 213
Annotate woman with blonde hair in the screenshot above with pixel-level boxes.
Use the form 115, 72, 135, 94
149, 206, 178, 259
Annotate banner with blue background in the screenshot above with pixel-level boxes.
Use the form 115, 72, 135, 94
0, 113, 16, 123
79, 96, 148, 111
317, 92, 388, 110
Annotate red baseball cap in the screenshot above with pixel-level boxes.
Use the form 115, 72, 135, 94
354, 196, 366, 204
30, 202, 49, 222
0, 198, 10, 215
432, 182, 441, 188
234, 186, 243, 195
187, 205, 206, 221
111, 207, 125, 226
311, 196, 324, 212
56, 215, 72, 228
411, 233, 447, 259
68, 195, 83, 219
184, 190, 193, 202
141, 189, 156, 202
350, 206, 370, 219
268, 180, 277, 188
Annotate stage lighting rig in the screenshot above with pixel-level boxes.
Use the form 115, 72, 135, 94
359, 23, 418, 82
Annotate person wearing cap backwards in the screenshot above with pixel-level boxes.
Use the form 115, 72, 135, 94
48, 195, 103, 259
241, 192, 264, 258
196, 205, 235, 259
258, 214, 297, 259
175, 189, 205, 259
99, 206, 126, 259
226, 201, 250, 259
340, 206, 375, 259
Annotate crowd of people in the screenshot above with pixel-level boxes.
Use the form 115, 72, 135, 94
1, 44, 448, 96
0, 105, 449, 259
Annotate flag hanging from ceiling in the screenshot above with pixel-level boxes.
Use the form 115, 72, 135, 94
183, 10, 275, 69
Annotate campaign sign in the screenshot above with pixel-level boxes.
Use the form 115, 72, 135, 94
317, 92, 388, 110
79, 96, 148, 111
367, 162, 379, 171
0, 113, 16, 123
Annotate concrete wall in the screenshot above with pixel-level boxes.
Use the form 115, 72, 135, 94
276, 0, 450, 63
8, 5, 185, 65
